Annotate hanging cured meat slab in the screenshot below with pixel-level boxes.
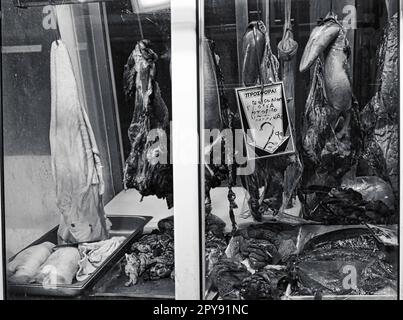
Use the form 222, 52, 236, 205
49, 40, 110, 244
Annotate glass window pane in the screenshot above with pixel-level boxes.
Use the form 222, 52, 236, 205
201, 0, 399, 300
2, 0, 174, 299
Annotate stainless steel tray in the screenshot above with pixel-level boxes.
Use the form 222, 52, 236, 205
7, 215, 152, 298
89, 257, 175, 300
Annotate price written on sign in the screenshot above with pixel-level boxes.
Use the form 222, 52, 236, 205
237, 83, 289, 154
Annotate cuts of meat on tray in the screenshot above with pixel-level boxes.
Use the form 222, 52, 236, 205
7, 236, 126, 286
206, 219, 398, 299
207, 221, 299, 300
123, 216, 174, 286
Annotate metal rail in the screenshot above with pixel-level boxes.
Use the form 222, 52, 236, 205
13, 0, 113, 9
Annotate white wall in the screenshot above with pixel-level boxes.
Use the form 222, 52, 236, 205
4, 156, 59, 258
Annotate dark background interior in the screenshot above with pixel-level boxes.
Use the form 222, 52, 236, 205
106, 0, 171, 158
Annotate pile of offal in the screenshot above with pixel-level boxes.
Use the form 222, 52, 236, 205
124, 216, 175, 286
206, 215, 397, 300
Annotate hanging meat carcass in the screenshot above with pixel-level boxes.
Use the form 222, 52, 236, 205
277, 0, 304, 215
277, 0, 298, 124
299, 12, 361, 188
203, 39, 239, 231
360, 12, 399, 196
123, 40, 173, 208
240, 21, 303, 222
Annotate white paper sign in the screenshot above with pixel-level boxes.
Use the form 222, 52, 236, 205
237, 83, 290, 154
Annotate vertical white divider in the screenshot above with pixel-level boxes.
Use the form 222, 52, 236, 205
172, 0, 201, 300
400, 0, 402, 301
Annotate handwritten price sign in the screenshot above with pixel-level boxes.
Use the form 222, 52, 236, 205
236, 82, 294, 158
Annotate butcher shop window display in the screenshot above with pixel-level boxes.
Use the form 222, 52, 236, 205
201, 0, 399, 300
3, 0, 175, 299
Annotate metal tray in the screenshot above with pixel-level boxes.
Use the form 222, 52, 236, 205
7, 215, 152, 298
89, 256, 175, 300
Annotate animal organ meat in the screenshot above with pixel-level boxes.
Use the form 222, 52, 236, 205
341, 175, 395, 210
49, 40, 109, 244
124, 218, 174, 286
227, 223, 298, 268
157, 216, 174, 237
206, 214, 226, 238
303, 187, 395, 225
34, 247, 80, 285
360, 13, 399, 193
209, 259, 251, 300
205, 232, 227, 275
291, 232, 397, 296
205, 214, 227, 275
240, 268, 288, 300
123, 40, 173, 209
225, 235, 280, 270
242, 238, 280, 269
124, 234, 174, 286
8, 242, 55, 284
300, 13, 361, 184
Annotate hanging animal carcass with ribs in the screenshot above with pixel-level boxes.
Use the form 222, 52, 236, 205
360, 11, 399, 197
240, 21, 303, 222
123, 40, 173, 209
